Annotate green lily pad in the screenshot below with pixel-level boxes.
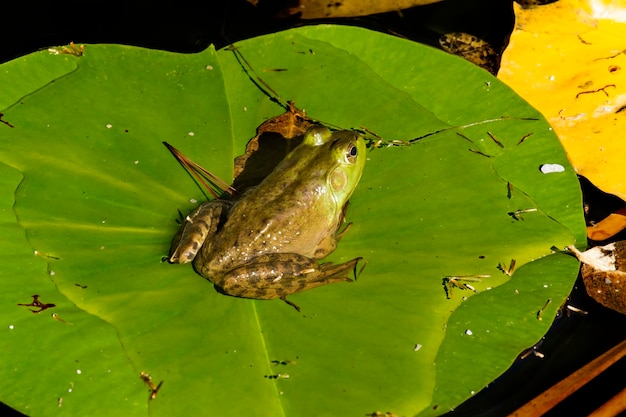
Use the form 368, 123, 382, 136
0, 26, 584, 416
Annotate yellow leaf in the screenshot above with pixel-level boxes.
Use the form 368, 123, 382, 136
587, 207, 626, 241
500, 0, 626, 200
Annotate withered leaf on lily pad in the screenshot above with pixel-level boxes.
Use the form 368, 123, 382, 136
233, 102, 316, 190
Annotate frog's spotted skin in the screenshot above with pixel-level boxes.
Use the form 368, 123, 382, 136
168, 125, 366, 310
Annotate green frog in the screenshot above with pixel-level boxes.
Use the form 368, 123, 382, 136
168, 125, 366, 310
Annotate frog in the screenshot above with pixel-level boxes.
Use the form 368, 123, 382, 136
168, 125, 366, 311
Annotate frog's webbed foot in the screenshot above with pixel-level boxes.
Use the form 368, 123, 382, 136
317, 258, 363, 282
334, 201, 352, 241
168, 200, 230, 264
280, 258, 362, 311
334, 222, 353, 241
217, 254, 363, 310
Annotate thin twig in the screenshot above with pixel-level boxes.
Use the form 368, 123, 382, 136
589, 386, 626, 417
508, 338, 626, 416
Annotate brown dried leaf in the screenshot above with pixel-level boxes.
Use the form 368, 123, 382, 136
232, 102, 316, 190
267, 0, 443, 19
439, 32, 500, 75
569, 242, 626, 314
581, 266, 626, 315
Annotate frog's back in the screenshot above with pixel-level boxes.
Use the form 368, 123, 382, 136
203, 178, 339, 273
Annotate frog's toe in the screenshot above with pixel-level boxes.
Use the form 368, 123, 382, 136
318, 257, 362, 281
168, 246, 196, 264
280, 296, 301, 312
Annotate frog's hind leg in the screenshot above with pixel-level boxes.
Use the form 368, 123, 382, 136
168, 200, 230, 264
218, 254, 362, 311
278, 258, 363, 311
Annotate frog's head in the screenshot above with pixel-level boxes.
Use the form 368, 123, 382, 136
303, 125, 366, 206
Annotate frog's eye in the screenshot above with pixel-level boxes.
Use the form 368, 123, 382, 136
345, 143, 358, 164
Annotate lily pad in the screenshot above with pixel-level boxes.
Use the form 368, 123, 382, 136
0, 26, 584, 416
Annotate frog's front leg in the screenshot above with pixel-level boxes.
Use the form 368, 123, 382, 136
216, 254, 362, 311
168, 200, 230, 264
